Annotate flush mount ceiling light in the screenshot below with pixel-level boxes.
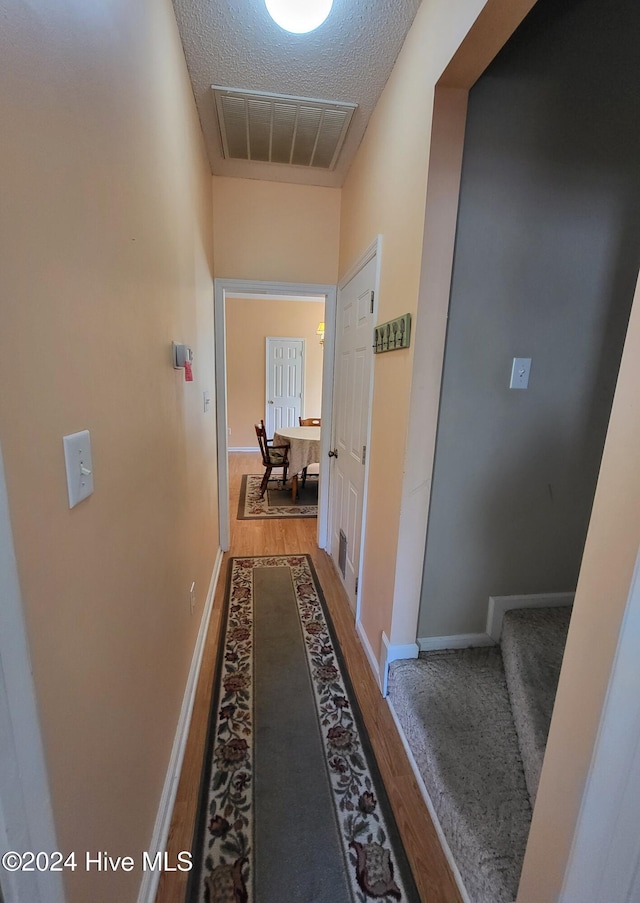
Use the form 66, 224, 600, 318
264, 0, 334, 34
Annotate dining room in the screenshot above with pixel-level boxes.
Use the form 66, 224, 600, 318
225, 291, 326, 526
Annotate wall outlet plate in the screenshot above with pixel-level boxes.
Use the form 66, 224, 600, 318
374, 313, 411, 353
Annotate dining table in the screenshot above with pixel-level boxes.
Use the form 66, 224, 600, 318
272, 425, 321, 502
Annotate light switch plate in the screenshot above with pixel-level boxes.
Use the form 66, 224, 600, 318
63, 430, 94, 508
510, 357, 532, 389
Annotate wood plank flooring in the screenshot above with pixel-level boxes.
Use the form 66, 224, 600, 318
154, 453, 462, 903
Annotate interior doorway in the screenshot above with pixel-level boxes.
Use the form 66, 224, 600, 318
0, 445, 64, 903
390, 0, 640, 899
214, 279, 337, 551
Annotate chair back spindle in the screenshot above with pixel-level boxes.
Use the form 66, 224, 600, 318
254, 420, 289, 498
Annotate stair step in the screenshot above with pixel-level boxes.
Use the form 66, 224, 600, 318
389, 647, 531, 903
501, 606, 572, 805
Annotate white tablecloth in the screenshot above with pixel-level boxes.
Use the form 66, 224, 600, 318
273, 426, 321, 477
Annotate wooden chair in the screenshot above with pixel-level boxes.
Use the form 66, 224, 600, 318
255, 420, 289, 498
298, 417, 321, 487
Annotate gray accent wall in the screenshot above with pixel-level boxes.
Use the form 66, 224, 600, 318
419, 0, 640, 638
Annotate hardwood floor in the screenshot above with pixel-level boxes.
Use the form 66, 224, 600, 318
154, 452, 462, 903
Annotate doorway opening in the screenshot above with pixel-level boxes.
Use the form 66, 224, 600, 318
214, 279, 337, 551
389, 0, 640, 899
0, 444, 64, 903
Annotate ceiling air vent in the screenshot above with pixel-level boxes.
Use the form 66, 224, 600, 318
212, 86, 357, 170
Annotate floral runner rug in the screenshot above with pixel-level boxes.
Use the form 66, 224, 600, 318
188, 555, 420, 903
237, 474, 318, 520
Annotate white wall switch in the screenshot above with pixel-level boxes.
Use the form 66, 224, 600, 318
510, 357, 532, 389
203, 390, 211, 413
63, 430, 94, 508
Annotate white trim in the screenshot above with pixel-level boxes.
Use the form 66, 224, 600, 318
560, 547, 640, 903
386, 697, 472, 903
355, 618, 383, 694
486, 592, 574, 643
380, 631, 419, 697
228, 447, 260, 453
0, 443, 65, 903
214, 279, 230, 551
318, 282, 337, 551
214, 279, 337, 552
224, 292, 325, 303
137, 547, 223, 903
338, 237, 380, 290
355, 237, 381, 627
418, 632, 494, 652
264, 336, 305, 435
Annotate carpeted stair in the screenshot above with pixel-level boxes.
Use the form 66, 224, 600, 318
388, 606, 571, 903
501, 607, 572, 806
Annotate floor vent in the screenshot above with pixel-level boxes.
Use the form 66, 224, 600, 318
212, 86, 357, 170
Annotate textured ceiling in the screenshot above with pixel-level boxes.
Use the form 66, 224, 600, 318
171, 0, 421, 187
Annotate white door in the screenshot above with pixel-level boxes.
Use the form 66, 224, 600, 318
329, 257, 375, 612
0, 444, 64, 903
265, 337, 304, 437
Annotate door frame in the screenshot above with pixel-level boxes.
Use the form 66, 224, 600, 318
560, 545, 640, 903
329, 236, 381, 624
0, 443, 65, 903
214, 279, 337, 551
264, 336, 306, 435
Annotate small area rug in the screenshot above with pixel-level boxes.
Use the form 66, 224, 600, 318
237, 473, 318, 520
188, 555, 419, 903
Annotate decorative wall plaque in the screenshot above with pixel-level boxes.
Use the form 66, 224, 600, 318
373, 313, 411, 353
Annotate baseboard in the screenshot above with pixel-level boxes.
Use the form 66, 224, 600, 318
486, 592, 575, 643
228, 446, 259, 452
386, 697, 472, 903
381, 631, 419, 697
137, 546, 224, 903
356, 618, 383, 694
418, 633, 494, 652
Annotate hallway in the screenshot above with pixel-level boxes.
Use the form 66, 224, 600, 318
3, 2, 640, 900
155, 452, 461, 903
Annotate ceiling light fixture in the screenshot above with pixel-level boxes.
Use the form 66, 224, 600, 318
264, 0, 334, 34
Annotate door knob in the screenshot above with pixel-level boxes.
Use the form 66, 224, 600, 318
268, 400, 274, 404
328, 449, 338, 458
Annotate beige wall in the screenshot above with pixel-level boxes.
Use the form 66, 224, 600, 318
338, 0, 491, 662
226, 298, 325, 447
0, 2, 217, 901
212, 176, 341, 284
